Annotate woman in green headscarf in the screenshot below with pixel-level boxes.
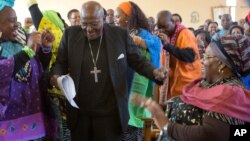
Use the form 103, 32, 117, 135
27, 0, 70, 140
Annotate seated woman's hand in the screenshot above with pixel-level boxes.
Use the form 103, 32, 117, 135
130, 94, 169, 130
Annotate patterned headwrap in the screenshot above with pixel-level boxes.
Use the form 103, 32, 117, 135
210, 34, 250, 77
0, 0, 14, 11
117, 1, 132, 16
42, 10, 65, 31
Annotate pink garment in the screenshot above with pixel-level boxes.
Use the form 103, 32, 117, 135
181, 79, 250, 122
170, 22, 185, 45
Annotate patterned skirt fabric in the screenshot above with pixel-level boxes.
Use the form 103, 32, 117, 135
48, 94, 71, 141
121, 125, 143, 141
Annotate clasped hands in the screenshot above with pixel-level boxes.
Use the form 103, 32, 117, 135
153, 67, 167, 82
27, 29, 55, 52
154, 30, 170, 45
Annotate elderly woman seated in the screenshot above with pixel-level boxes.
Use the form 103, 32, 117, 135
131, 34, 250, 141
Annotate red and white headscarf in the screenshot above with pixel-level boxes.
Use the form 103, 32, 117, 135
211, 34, 250, 77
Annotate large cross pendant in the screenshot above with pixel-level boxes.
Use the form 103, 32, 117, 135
90, 67, 101, 83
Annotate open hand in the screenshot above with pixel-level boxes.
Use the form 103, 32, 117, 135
130, 94, 169, 130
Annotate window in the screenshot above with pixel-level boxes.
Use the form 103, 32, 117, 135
226, 0, 236, 21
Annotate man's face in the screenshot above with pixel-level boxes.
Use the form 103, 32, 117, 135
0, 7, 19, 41
208, 23, 218, 33
81, 12, 104, 40
69, 12, 80, 26
157, 15, 173, 35
24, 17, 33, 28
239, 19, 245, 28
221, 15, 231, 30
106, 9, 114, 24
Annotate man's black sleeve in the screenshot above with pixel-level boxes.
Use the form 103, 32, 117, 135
163, 44, 195, 63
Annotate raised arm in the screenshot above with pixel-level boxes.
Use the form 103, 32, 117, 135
27, 0, 43, 30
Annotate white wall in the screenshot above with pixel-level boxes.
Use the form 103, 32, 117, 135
13, 0, 250, 29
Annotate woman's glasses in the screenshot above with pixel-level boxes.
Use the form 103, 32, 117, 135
203, 55, 217, 60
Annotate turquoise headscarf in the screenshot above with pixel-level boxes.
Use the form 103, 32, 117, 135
42, 10, 65, 31
0, 0, 15, 11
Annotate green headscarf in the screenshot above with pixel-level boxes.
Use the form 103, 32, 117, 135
42, 10, 64, 31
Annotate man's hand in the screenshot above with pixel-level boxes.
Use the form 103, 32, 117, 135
50, 75, 60, 89
27, 32, 42, 52
153, 68, 167, 82
41, 29, 55, 47
154, 31, 170, 45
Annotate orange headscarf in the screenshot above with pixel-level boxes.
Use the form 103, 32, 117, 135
118, 1, 132, 16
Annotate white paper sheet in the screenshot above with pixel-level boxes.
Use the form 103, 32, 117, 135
57, 75, 79, 109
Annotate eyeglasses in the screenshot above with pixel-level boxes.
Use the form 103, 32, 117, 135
70, 16, 80, 20
203, 55, 217, 60
81, 22, 101, 29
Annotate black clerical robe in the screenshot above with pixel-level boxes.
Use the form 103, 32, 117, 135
78, 36, 117, 116
51, 24, 162, 140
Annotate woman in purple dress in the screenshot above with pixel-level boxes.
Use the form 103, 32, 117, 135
0, 1, 55, 140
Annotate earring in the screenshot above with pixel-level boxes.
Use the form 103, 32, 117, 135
218, 69, 224, 74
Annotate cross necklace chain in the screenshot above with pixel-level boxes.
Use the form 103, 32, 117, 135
88, 35, 103, 83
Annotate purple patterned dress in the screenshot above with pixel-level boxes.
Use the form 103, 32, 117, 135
0, 42, 55, 141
